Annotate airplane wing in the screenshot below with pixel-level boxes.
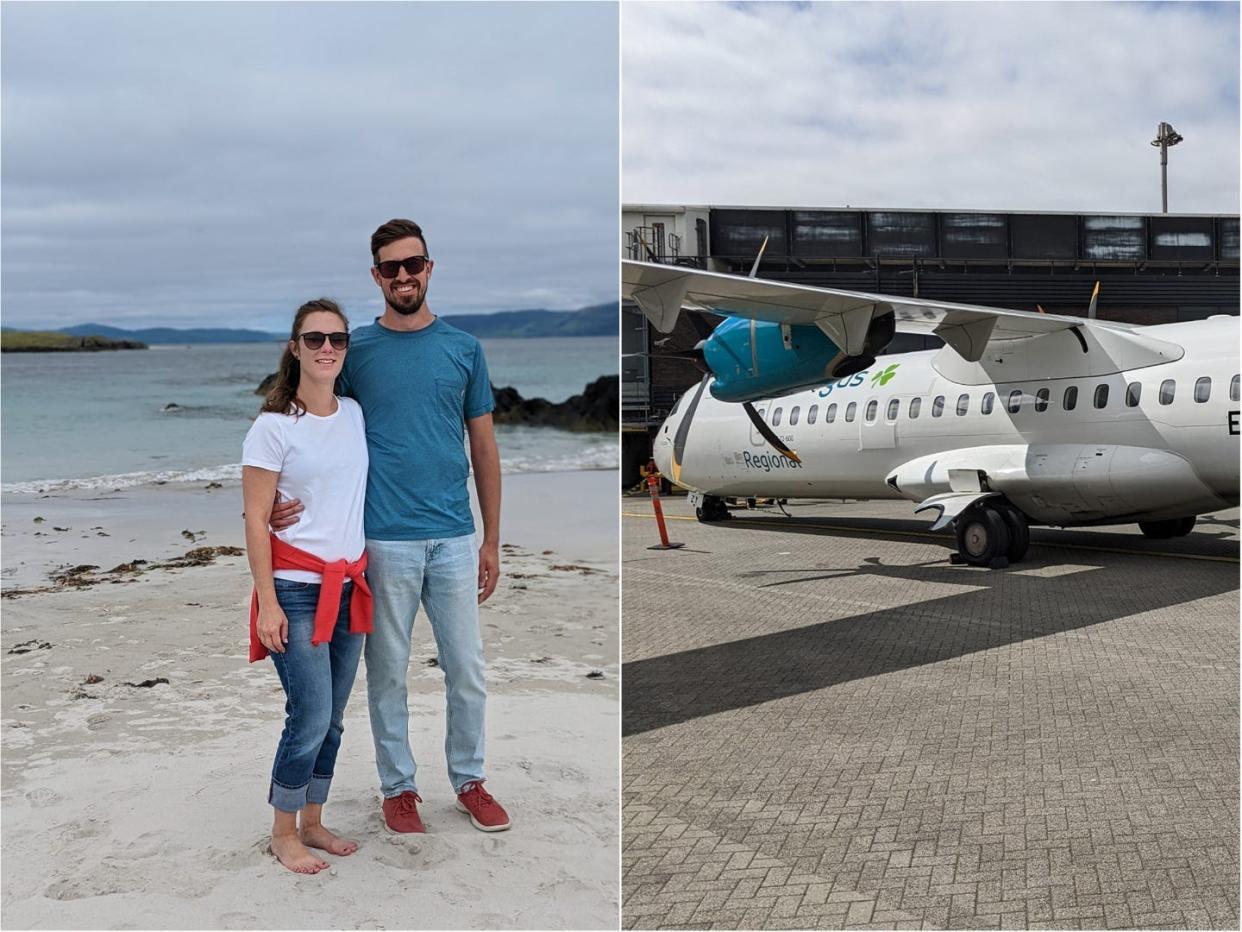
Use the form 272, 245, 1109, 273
623, 259, 1094, 363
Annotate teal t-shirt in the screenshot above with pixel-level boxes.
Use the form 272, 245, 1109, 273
336, 317, 494, 540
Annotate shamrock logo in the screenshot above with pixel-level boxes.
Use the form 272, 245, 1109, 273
870, 363, 900, 387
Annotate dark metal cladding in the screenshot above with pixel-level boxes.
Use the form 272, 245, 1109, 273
791, 211, 864, 258
709, 209, 787, 259
1148, 216, 1217, 261
867, 211, 936, 258
1010, 213, 1078, 259
939, 213, 1008, 259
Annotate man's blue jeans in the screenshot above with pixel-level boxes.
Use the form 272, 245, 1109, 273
364, 535, 486, 796
267, 578, 365, 813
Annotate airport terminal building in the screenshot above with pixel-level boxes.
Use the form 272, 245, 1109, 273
621, 204, 1241, 484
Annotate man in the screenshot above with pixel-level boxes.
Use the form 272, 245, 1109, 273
271, 218, 508, 833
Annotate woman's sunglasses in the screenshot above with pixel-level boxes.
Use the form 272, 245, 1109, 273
375, 255, 430, 278
298, 331, 350, 350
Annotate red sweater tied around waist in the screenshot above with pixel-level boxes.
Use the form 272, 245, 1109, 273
249, 536, 373, 663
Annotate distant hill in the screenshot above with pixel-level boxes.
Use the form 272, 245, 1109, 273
58, 324, 278, 344
1, 331, 147, 352
14, 303, 616, 344
444, 303, 616, 338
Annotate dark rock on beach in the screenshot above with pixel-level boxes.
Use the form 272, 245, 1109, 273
491, 376, 618, 432
253, 373, 619, 432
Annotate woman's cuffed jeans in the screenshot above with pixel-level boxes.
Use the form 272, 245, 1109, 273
267, 578, 365, 813
363, 535, 487, 797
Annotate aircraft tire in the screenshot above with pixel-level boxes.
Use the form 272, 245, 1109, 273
696, 495, 731, 522
1138, 516, 1197, 539
955, 505, 1011, 568
994, 501, 1031, 563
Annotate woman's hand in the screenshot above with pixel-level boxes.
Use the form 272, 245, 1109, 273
257, 603, 290, 654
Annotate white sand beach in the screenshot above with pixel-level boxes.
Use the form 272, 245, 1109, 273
1, 470, 619, 930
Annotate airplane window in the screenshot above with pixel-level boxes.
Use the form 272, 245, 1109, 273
909, 397, 921, 419
865, 400, 878, 422
887, 399, 900, 420
808, 404, 818, 425
1093, 384, 1109, 409
790, 406, 800, 426
932, 395, 945, 417
1195, 377, 1211, 403
826, 403, 837, 423
772, 407, 783, 426
1008, 390, 1022, 413
1232, 375, 1239, 402
1125, 382, 1141, 407
1159, 380, 1175, 405
1064, 386, 1078, 411
956, 394, 969, 416
845, 402, 857, 423
981, 392, 994, 415
1035, 388, 1049, 412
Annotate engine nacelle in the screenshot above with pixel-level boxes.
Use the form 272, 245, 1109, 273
703, 314, 894, 403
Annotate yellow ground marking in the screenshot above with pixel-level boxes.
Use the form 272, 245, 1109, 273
621, 512, 1240, 564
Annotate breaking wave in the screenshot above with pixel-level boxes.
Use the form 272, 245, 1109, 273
2, 444, 619, 494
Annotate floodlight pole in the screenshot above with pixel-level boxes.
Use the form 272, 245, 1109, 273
1150, 122, 1184, 214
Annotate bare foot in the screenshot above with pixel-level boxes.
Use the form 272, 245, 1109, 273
300, 822, 359, 856
271, 831, 329, 874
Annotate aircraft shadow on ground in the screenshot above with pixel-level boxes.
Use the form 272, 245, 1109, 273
714, 510, 1241, 559
622, 530, 1239, 738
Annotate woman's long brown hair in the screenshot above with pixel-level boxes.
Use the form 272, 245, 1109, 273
261, 298, 349, 417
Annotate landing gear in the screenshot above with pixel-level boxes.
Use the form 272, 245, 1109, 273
1138, 516, 1197, 539
695, 494, 732, 522
951, 499, 1030, 568
994, 501, 1031, 563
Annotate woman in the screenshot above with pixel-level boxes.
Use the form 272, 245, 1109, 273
242, 298, 372, 874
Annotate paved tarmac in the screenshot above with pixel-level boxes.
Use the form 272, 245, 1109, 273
622, 495, 1239, 930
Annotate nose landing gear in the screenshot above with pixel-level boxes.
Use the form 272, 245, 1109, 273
951, 499, 1030, 568
695, 494, 732, 523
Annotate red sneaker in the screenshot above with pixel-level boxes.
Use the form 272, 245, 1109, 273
382, 791, 425, 834
455, 781, 510, 832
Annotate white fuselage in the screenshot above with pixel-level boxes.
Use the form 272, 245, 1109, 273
654, 316, 1240, 527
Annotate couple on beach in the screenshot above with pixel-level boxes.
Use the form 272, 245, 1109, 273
241, 218, 509, 874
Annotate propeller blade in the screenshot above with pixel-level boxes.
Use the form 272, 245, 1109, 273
742, 401, 801, 464
748, 236, 770, 279
1087, 281, 1100, 319
670, 375, 710, 483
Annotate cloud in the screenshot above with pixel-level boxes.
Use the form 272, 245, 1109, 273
623, 2, 1239, 213
2, 2, 619, 330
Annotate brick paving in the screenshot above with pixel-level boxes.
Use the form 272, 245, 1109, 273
622, 498, 1239, 930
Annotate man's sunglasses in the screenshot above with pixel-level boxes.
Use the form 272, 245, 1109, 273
375, 255, 431, 278
298, 331, 350, 350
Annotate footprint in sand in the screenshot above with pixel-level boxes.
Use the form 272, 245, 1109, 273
218, 913, 260, 930
372, 834, 461, 871
25, 787, 63, 807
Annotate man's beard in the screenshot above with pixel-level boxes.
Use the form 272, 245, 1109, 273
387, 287, 426, 316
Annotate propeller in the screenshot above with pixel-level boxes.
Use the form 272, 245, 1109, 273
741, 401, 801, 463
669, 376, 710, 484
1087, 281, 1100, 319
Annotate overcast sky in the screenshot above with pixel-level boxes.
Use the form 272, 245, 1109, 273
623, 2, 1239, 214
2, 2, 618, 331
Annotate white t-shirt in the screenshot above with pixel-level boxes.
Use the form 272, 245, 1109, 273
242, 397, 368, 583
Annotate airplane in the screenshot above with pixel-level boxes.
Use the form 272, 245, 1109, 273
624, 259, 1240, 568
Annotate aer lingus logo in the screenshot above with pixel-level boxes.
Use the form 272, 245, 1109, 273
870, 363, 900, 387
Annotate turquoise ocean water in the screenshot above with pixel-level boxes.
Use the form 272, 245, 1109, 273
1, 336, 617, 491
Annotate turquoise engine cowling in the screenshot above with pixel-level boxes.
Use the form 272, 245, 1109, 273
703, 317, 846, 403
